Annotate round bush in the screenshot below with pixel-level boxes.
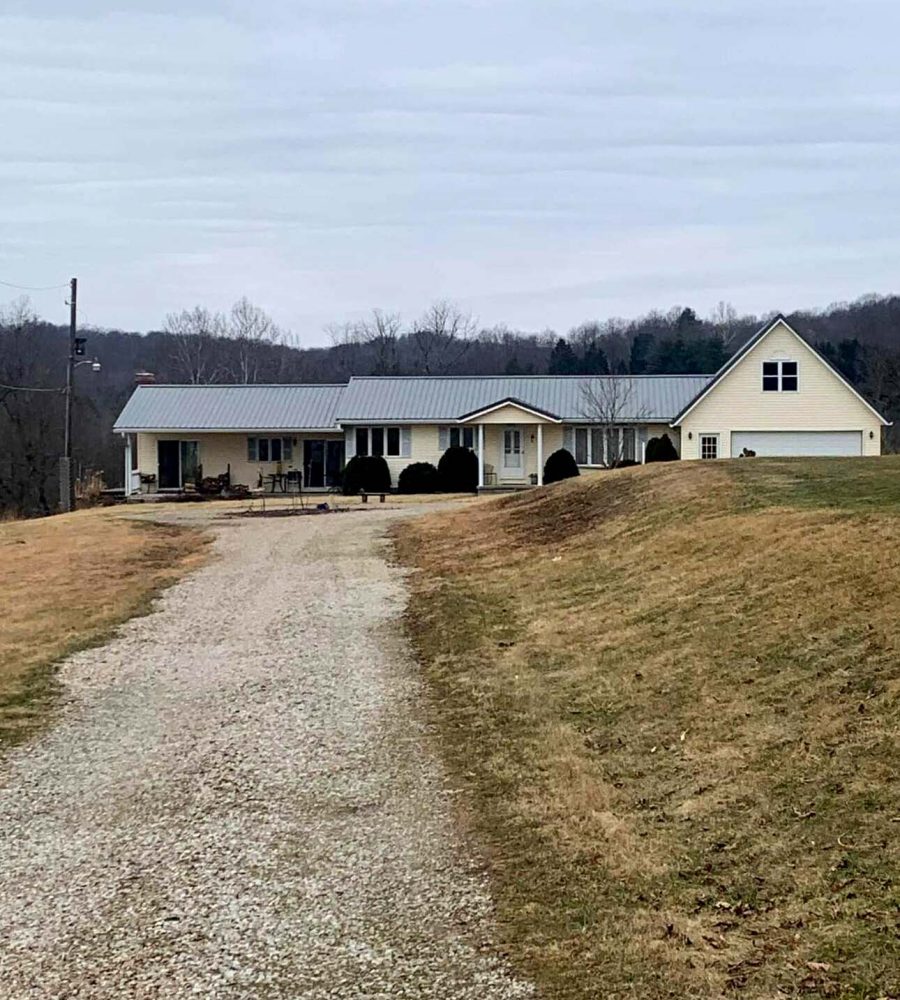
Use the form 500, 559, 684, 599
437, 445, 478, 492
398, 461, 442, 494
646, 432, 679, 463
342, 455, 392, 495
543, 448, 580, 485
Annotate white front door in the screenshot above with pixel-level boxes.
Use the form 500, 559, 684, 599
502, 427, 525, 477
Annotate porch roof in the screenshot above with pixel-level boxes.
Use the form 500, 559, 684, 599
337, 375, 712, 424
457, 397, 562, 423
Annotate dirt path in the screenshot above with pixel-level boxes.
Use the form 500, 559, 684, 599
0, 507, 533, 999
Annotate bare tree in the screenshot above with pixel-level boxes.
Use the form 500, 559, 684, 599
227, 297, 279, 383
164, 306, 227, 383
579, 376, 649, 467
709, 300, 742, 350
411, 301, 476, 374
357, 309, 401, 375
0, 298, 62, 514
326, 320, 367, 379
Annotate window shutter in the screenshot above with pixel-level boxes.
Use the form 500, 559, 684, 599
563, 426, 574, 453
247, 437, 257, 461
345, 426, 356, 459
401, 427, 412, 458
439, 427, 449, 451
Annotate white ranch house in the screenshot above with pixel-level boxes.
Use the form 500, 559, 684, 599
114, 317, 888, 495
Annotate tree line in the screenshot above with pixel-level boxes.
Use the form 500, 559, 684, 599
2, 293, 899, 516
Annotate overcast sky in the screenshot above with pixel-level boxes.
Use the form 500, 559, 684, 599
2, 0, 899, 343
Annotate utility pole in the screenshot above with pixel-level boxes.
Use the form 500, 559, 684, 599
60, 277, 77, 512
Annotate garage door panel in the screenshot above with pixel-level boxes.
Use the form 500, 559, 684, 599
731, 431, 862, 457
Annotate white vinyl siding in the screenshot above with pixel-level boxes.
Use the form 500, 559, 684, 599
679, 321, 883, 460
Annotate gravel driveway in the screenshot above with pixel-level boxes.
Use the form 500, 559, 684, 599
0, 506, 533, 999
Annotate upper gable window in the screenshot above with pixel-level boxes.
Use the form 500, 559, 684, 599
762, 360, 798, 392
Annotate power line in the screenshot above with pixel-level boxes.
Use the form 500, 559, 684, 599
0, 278, 69, 292
0, 382, 64, 393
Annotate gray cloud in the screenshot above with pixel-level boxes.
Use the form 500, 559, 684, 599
2, 0, 900, 338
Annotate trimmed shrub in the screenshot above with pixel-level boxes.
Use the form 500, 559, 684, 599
398, 461, 442, 494
543, 448, 580, 485
341, 455, 392, 495
645, 433, 678, 463
438, 446, 478, 492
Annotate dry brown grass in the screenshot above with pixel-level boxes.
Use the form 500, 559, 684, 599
396, 458, 900, 1000
0, 508, 210, 748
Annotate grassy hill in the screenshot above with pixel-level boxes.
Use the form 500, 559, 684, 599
0, 510, 209, 749
397, 458, 900, 999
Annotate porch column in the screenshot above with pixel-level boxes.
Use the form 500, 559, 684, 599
536, 424, 544, 485
478, 423, 485, 488
123, 434, 132, 497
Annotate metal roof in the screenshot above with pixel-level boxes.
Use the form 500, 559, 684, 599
113, 374, 718, 432
336, 375, 713, 423
113, 384, 346, 431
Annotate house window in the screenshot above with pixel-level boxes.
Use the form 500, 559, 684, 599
248, 437, 293, 463
700, 434, 719, 460
575, 428, 589, 465
763, 360, 799, 392
356, 427, 403, 457
446, 426, 475, 449
571, 426, 633, 466
438, 427, 475, 451
590, 428, 603, 465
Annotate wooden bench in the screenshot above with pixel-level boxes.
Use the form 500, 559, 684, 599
359, 491, 387, 503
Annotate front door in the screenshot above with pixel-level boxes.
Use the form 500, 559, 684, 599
502, 427, 525, 478
158, 440, 180, 490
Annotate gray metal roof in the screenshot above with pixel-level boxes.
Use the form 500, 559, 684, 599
337, 375, 713, 423
113, 374, 717, 432
113, 384, 346, 431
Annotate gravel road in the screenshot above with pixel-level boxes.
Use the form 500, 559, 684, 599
0, 507, 533, 999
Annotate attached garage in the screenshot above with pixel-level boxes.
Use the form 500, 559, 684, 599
731, 431, 863, 457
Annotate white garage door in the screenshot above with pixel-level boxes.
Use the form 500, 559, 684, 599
731, 431, 862, 457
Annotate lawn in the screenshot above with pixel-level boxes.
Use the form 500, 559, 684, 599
0, 508, 210, 749
396, 457, 900, 1000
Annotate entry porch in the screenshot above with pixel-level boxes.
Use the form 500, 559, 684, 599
458, 400, 658, 490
